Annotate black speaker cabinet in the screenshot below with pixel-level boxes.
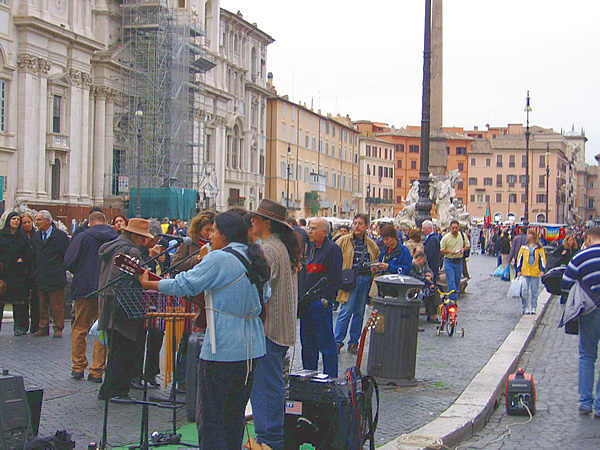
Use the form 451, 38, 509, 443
0, 370, 32, 449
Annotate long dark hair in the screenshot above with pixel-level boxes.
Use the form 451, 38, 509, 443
215, 211, 270, 282
271, 221, 302, 270
1, 211, 23, 236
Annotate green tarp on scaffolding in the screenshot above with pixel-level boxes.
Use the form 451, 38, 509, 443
129, 188, 197, 221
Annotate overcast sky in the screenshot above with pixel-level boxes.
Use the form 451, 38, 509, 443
220, 0, 599, 164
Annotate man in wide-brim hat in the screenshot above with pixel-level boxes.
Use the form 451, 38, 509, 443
249, 199, 300, 450
96, 217, 154, 402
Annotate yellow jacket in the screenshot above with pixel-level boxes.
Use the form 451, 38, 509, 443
335, 233, 380, 304
516, 244, 547, 277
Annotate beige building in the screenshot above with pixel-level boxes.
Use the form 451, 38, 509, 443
266, 95, 360, 219
466, 124, 587, 224
358, 135, 395, 221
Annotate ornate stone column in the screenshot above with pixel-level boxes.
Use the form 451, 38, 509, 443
92, 85, 107, 203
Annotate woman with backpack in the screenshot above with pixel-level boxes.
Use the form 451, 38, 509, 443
517, 228, 547, 315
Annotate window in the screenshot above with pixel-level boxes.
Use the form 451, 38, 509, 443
282, 102, 286, 118
397, 160, 402, 169
457, 181, 464, 190
291, 127, 295, 144
51, 158, 60, 200
367, 165, 370, 176
484, 177, 492, 186
536, 193, 547, 203
410, 160, 417, 169
496, 193, 502, 203
458, 162, 464, 171
486, 158, 491, 167
397, 196, 402, 203
509, 155, 515, 168
325, 142, 328, 155
519, 175, 527, 187
0, 80, 5, 132
409, 145, 419, 153
456, 147, 467, 155
507, 174, 517, 186
53, 95, 61, 133
260, 154, 265, 175
343, 174, 347, 190
496, 174, 502, 187
476, 194, 484, 203
396, 144, 404, 153
446, 146, 450, 155
332, 125, 336, 138
281, 124, 285, 140
305, 166, 309, 183
325, 122, 329, 134
281, 160, 286, 178
290, 162, 295, 180
539, 175, 545, 188
470, 158, 476, 166
325, 168, 329, 186
312, 135, 316, 150
496, 155, 502, 167
298, 162, 302, 180
508, 193, 517, 203
485, 195, 490, 202
366, 145, 371, 157
305, 135, 309, 148
468, 177, 477, 186
470, 195, 475, 202
539, 155, 545, 168
522, 154, 527, 168
397, 178, 402, 188
231, 125, 239, 169
332, 172, 336, 188
384, 167, 388, 178
521, 193, 527, 203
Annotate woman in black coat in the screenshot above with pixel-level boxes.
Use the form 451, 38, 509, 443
0, 212, 33, 335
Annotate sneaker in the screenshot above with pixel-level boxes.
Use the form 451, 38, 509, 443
88, 375, 103, 384
110, 394, 135, 404
531, 307, 537, 315
33, 328, 49, 337
348, 344, 359, 355
143, 376, 160, 388
130, 379, 144, 390
71, 371, 84, 380
579, 405, 592, 415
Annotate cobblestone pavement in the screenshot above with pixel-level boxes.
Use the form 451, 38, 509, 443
0, 254, 522, 448
460, 294, 600, 449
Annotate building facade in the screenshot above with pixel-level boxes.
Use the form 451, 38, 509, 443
358, 135, 395, 221
266, 96, 360, 219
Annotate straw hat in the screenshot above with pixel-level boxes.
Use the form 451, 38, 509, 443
121, 217, 154, 239
253, 199, 292, 229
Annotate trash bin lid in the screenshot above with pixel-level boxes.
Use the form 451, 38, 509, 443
375, 274, 425, 300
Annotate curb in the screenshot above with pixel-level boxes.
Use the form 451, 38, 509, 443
379, 292, 553, 449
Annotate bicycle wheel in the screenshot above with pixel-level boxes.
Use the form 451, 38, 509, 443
447, 322, 455, 337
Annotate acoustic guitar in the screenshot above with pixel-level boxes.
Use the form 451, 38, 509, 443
356, 309, 381, 373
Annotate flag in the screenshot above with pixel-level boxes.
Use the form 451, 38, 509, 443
484, 202, 492, 228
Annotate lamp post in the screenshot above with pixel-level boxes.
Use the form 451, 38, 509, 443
415, 0, 434, 228
286, 144, 291, 208
507, 190, 512, 218
523, 91, 532, 226
135, 105, 144, 218
367, 183, 371, 221
545, 143, 550, 223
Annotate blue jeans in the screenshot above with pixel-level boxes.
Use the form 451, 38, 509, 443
250, 338, 288, 450
300, 300, 338, 377
579, 309, 600, 411
522, 276, 539, 310
334, 275, 372, 347
444, 259, 462, 301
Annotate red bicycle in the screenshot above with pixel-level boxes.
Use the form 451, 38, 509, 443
436, 289, 464, 337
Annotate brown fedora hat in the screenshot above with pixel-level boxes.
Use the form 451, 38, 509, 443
121, 217, 154, 239
253, 199, 292, 229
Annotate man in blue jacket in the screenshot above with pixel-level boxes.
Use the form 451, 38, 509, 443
65, 211, 119, 382
300, 217, 342, 377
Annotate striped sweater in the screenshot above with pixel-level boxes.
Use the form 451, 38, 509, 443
561, 243, 600, 296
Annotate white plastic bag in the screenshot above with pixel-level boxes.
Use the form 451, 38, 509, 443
89, 319, 108, 347
507, 276, 525, 299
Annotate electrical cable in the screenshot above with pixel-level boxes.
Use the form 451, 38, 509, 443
346, 368, 362, 446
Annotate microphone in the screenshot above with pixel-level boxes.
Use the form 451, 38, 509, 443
156, 233, 191, 243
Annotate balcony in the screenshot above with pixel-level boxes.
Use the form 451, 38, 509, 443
280, 198, 301, 210
46, 133, 69, 152
366, 197, 394, 205
227, 197, 246, 207
310, 173, 326, 192
321, 200, 333, 208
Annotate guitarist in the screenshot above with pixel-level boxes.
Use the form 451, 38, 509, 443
97, 218, 154, 403
248, 199, 302, 450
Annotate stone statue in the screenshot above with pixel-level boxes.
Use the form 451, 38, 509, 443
394, 180, 420, 229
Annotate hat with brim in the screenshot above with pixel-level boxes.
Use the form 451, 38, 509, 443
121, 217, 154, 239
253, 199, 292, 229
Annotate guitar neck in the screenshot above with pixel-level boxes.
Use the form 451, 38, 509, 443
356, 327, 369, 372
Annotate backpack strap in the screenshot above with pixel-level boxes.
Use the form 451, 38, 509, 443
222, 247, 264, 305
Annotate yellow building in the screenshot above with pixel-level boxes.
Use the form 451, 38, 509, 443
358, 135, 395, 221
266, 95, 360, 219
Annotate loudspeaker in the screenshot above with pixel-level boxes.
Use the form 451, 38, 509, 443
185, 331, 205, 422
0, 370, 32, 449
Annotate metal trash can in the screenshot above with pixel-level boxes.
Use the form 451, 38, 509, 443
367, 274, 424, 386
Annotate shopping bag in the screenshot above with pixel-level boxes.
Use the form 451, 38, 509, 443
493, 265, 506, 277
501, 265, 511, 281
89, 320, 108, 347
507, 276, 525, 299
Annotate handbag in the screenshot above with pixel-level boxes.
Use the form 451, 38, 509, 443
341, 243, 368, 292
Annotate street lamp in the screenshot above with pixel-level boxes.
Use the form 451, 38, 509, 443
545, 143, 550, 223
507, 190, 512, 218
523, 91, 532, 226
286, 144, 291, 208
367, 183, 371, 221
135, 105, 144, 218
415, 0, 434, 228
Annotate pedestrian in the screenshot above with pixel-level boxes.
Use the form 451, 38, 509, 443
499, 231, 511, 267
508, 226, 528, 280
440, 220, 469, 302
552, 234, 579, 268
20, 212, 39, 333
373, 225, 412, 275
32, 210, 69, 338
97, 218, 154, 402
422, 220, 441, 283
64, 211, 118, 382
72, 206, 104, 238
250, 199, 301, 450
139, 211, 268, 449
403, 228, 422, 255
300, 217, 342, 377
111, 214, 128, 233
516, 228, 546, 315
409, 251, 439, 322
334, 214, 380, 354
560, 227, 600, 416
171, 210, 214, 272
0, 212, 33, 335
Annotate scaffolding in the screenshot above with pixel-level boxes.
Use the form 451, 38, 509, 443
120, 0, 191, 190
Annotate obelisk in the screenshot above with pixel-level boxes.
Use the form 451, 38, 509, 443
429, 0, 447, 176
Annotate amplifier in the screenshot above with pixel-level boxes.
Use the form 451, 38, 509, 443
284, 371, 372, 450
505, 368, 536, 416
0, 370, 32, 449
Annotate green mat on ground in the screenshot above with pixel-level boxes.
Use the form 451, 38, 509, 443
116, 422, 255, 449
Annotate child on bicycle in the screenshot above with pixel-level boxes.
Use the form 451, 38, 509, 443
410, 252, 440, 323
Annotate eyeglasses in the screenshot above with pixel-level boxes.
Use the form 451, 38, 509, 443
308, 227, 322, 232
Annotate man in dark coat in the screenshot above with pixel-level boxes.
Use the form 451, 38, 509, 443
422, 220, 441, 282
32, 210, 69, 338
97, 218, 153, 402
65, 211, 119, 382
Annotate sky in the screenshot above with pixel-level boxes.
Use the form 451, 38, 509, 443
220, 0, 600, 164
